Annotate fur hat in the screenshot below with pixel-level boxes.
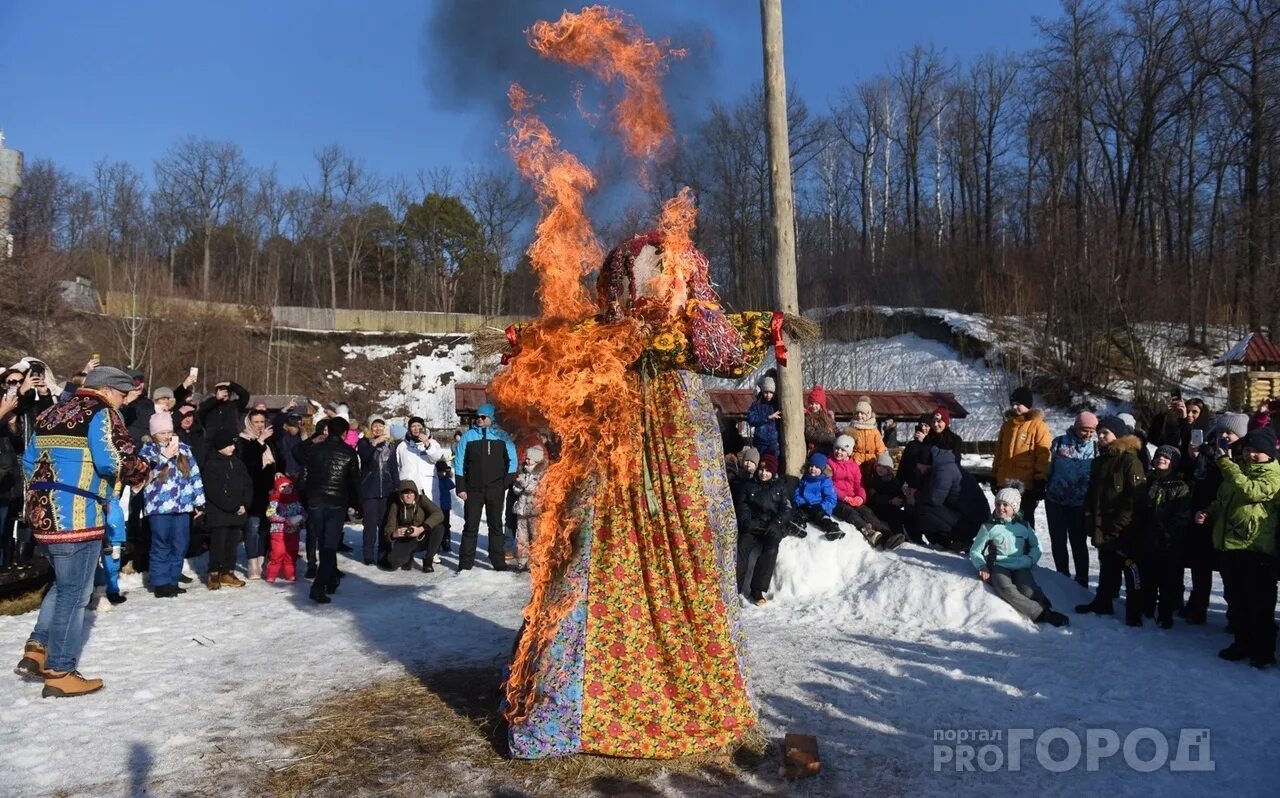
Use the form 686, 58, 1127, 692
739, 446, 761, 465
149, 412, 174, 436
1075, 411, 1098, 432
876, 451, 895, 470
1153, 445, 1181, 470
1215, 412, 1250, 439
1240, 426, 1278, 460
834, 434, 856, 455
932, 406, 951, 425
808, 452, 829, 471
995, 480, 1024, 514
759, 453, 779, 474
83, 367, 136, 393
1010, 387, 1034, 408
526, 445, 545, 464
758, 376, 776, 393
1097, 415, 1129, 439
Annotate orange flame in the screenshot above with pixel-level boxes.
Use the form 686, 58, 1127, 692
645, 186, 699, 319
496, 6, 695, 725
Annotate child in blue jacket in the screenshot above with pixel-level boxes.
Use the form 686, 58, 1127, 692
791, 452, 843, 539
969, 483, 1069, 627
747, 376, 781, 458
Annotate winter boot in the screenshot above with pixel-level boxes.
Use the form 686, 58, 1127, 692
881, 532, 907, 550
816, 515, 841, 534
41, 670, 104, 698
1250, 653, 1276, 669
786, 520, 808, 539
89, 586, 111, 612
823, 529, 847, 542
107, 592, 126, 605
219, 572, 246, 588
1074, 599, 1113, 615
14, 641, 47, 679
206, 572, 222, 590
1039, 610, 1070, 628
862, 529, 884, 548
247, 557, 264, 580
1218, 643, 1249, 662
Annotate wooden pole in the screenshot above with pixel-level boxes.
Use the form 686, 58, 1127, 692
760, 0, 807, 476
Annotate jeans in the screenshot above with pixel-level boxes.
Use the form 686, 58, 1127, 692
148, 513, 191, 588
30, 540, 101, 672
1045, 501, 1089, 583
242, 514, 266, 563
362, 497, 389, 563
309, 504, 347, 598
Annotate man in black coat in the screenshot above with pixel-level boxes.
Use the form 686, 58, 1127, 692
197, 381, 250, 445
735, 453, 792, 605
201, 430, 254, 589
454, 404, 517, 572
301, 417, 361, 603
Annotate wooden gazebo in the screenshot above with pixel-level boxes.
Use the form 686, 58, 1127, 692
1214, 331, 1280, 410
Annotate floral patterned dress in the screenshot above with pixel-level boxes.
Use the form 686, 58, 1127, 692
504, 233, 780, 759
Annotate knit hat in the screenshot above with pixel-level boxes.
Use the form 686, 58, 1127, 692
475, 403, 496, 419
408, 416, 426, 430
876, 451, 895, 470
176, 405, 195, 418
1240, 426, 1278, 460
1117, 413, 1137, 432
932, 406, 951, 425
367, 413, 386, 427
149, 412, 174, 436
758, 376, 776, 393
1097, 415, 1129, 438
994, 480, 1024, 514
834, 434, 856, 455
209, 429, 238, 452
1075, 411, 1098, 432
83, 366, 136, 393
855, 398, 874, 416
1010, 387, 1034, 408
152, 387, 174, 401
759, 453, 779, 474
808, 452, 829, 471
1153, 445, 1181, 470
1215, 412, 1250, 439
807, 385, 828, 409
526, 445, 545, 464
739, 446, 761, 465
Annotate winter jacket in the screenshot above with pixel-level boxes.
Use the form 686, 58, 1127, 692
828, 456, 867, 504
1045, 430, 1097, 507
436, 462, 454, 513
969, 517, 1041, 573
199, 450, 253, 528
22, 389, 150, 545
1082, 435, 1147, 551
396, 437, 449, 504
197, 382, 250, 444
271, 420, 303, 477
1209, 458, 1280, 557
793, 472, 837, 515
918, 447, 990, 526
236, 427, 278, 515
864, 468, 905, 514
124, 396, 156, 447
358, 437, 399, 500
736, 476, 793, 539
994, 409, 1052, 489
898, 438, 929, 489
842, 422, 887, 470
1147, 410, 1189, 451
266, 475, 306, 534
177, 424, 207, 467
301, 437, 361, 509
511, 465, 544, 517
455, 423, 517, 492
382, 481, 445, 542
139, 441, 206, 516
1138, 469, 1192, 556
0, 429, 21, 504
925, 427, 963, 453
803, 408, 837, 454
747, 395, 780, 454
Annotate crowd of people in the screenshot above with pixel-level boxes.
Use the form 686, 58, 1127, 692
727, 376, 1280, 667
3, 358, 548, 697
3, 355, 1278, 697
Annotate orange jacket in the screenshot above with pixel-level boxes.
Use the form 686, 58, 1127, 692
841, 424, 887, 470
994, 409, 1052, 488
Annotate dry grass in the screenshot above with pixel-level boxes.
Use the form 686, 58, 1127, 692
0, 586, 45, 617
257, 665, 779, 798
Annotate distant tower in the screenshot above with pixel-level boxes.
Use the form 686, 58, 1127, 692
0, 130, 24, 258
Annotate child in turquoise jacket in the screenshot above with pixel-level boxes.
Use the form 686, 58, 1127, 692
970, 482, 1069, 627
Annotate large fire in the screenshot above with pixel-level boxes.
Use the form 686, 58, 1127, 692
495, 6, 698, 724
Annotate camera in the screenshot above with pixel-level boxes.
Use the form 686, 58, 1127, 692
28, 363, 45, 379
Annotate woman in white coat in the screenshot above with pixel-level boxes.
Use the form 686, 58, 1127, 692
396, 416, 448, 505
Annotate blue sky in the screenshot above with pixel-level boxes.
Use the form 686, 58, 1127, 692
0, 0, 1060, 186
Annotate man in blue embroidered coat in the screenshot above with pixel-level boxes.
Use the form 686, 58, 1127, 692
14, 366, 150, 697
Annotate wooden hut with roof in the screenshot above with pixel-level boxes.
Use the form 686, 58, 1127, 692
1214, 331, 1280, 410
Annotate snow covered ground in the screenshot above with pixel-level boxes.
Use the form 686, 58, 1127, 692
1, 500, 1273, 796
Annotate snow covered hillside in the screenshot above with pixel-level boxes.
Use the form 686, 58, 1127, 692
0, 502, 1271, 796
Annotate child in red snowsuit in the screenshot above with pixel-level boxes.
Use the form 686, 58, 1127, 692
265, 473, 306, 582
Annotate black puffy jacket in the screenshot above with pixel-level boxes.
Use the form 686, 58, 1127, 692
197, 383, 250, 443
736, 477, 792, 539
302, 438, 361, 509
1137, 470, 1192, 556
202, 451, 254, 528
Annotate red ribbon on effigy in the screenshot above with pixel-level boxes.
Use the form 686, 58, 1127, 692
770, 311, 788, 367
501, 324, 520, 365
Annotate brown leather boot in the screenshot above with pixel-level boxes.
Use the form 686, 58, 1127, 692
42, 669, 104, 698
206, 572, 222, 590
219, 572, 246, 588
14, 640, 47, 680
